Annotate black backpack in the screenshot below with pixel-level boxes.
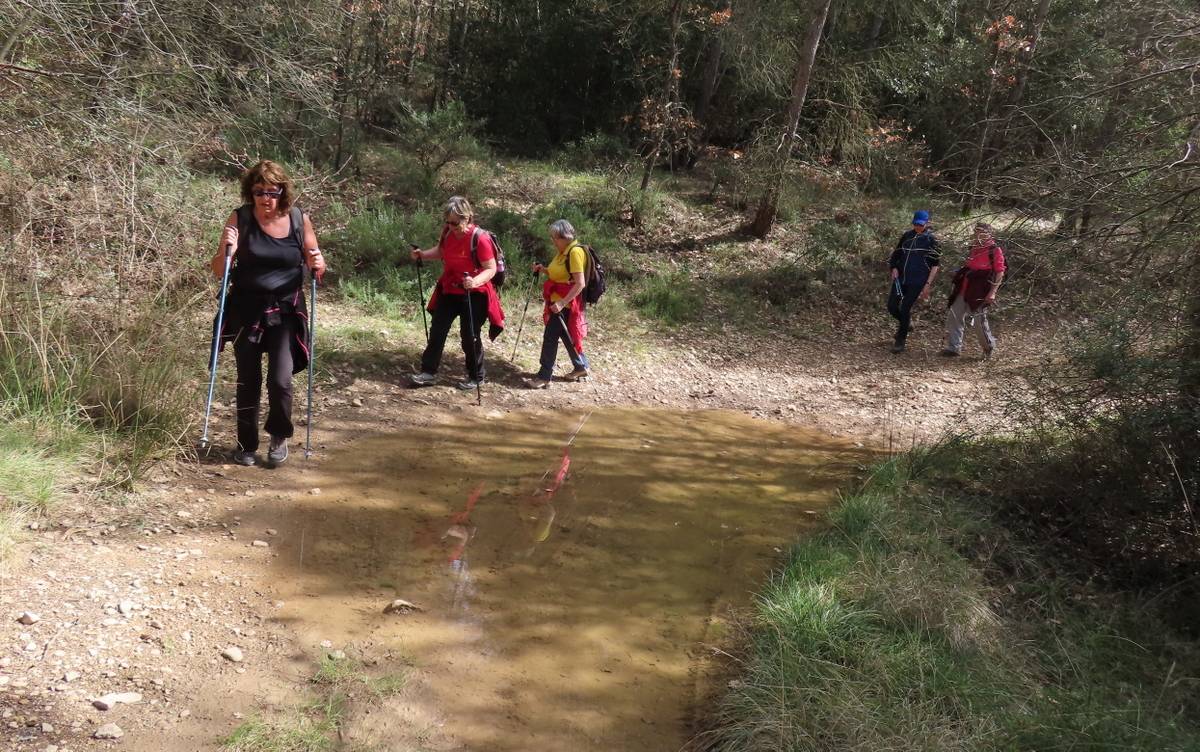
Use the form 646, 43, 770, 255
470, 228, 508, 288
581, 244, 607, 305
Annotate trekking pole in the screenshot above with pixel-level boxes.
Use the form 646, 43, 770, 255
305, 270, 317, 459
461, 274, 483, 406
555, 310, 582, 365
510, 269, 540, 362
410, 243, 429, 343
199, 243, 234, 452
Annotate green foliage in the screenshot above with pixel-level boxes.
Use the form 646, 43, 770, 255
313, 654, 409, 699
632, 270, 702, 325
558, 132, 634, 169
384, 101, 489, 197
222, 693, 345, 752
703, 442, 1200, 751
324, 200, 428, 270
803, 219, 879, 271
0, 421, 82, 560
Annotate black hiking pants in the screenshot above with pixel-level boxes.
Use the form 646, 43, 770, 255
887, 282, 924, 345
421, 291, 487, 381
233, 317, 296, 453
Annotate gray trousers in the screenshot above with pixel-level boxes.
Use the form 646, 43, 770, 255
945, 297, 996, 353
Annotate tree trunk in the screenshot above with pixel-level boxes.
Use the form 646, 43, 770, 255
1179, 123, 1200, 404
988, 0, 1053, 153
1184, 244, 1200, 403
685, 19, 726, 168
749, 0, 832, 239
331, 4, 359, 171
865, 12, 885, 56
640, 0, 685, 191
965, 0, 1053, 210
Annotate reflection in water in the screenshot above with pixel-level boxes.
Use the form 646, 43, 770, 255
444, 482, 484, 617
262, 409, 868, 752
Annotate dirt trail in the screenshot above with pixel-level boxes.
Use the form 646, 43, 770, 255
0, 292, 1029, 750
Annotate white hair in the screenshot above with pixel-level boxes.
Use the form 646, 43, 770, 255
549, 219, 576, 240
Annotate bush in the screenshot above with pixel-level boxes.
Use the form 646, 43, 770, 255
383, 101, 490, 201
804, 218, 881, 271
323, 200, 428, 271
558, 132, 633, 169
632, 270, 702, 325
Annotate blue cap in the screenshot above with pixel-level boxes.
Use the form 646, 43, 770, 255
912, 210, 930, 226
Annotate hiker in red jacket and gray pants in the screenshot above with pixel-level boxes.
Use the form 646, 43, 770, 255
942, 222, 1006, 358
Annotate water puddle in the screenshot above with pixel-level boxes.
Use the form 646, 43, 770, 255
255, 409, 866, 750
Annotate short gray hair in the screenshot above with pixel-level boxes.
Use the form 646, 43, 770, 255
444, 195, 474, 222
548, 219, 576, 240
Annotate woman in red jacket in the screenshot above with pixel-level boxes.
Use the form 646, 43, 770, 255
409, 196, 503, 390
942, 222, 1006, 358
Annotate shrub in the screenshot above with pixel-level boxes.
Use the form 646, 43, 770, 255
558, 131, 633, 169
632, 270, 702, 325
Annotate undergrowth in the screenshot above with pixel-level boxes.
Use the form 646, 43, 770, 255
697, 439, 1200, 751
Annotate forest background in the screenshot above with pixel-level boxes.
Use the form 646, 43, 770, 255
1, 0, 1199, 749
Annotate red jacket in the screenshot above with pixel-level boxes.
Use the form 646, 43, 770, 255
950, 241, 1006, 311
542, 280, 587, 353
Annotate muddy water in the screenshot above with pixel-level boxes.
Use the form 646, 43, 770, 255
255, 409, 865, 751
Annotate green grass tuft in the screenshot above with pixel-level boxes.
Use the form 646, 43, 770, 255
700, 443, 1200, 752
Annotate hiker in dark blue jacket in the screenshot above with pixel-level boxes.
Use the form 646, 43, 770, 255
887, 210, 941, 353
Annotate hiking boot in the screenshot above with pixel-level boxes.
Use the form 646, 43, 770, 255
267, 436, 288, 466
890, 341, 905, 354
410, 371, 437, 387
522, 377, 551, 390
939, 348, 961, 357
561, 368, 590, 382
456, 377, 484, 391
232, 450, 257, 467
982, 346, 995, 359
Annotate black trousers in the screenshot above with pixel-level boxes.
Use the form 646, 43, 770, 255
421, 291, 487, 381
233, 317, 296, 453
887, 282, 924, 344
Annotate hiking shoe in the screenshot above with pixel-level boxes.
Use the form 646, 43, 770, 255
232, 450, 257, 466
267, 436, 288, 466
939, 348, 961, 357
561, 368, 590, 382
890, 342, 905, 354
522, 377, 551, 390
982, 346, 995, 359
410, 372, 437, 386
456, 378, 484, 391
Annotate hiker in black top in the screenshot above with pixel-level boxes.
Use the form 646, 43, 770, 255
886, 209, 941, 353
210, 160, 327, 467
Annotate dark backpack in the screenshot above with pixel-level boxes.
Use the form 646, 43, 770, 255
470, 227, 507, 289
581, 244, 607, 305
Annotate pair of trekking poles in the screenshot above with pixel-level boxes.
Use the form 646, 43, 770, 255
409, 253, 580, 404
199, 244, 318, 459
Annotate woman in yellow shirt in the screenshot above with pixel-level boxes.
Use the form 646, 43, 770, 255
523, 219, 590, 389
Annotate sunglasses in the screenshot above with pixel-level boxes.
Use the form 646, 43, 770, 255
252, 189, 284, 198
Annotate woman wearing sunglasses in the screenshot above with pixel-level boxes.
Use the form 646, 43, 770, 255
409, 195, 505, 390
209, 160, 326, 467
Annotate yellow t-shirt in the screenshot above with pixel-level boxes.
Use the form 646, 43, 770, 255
546, 242, 588, 301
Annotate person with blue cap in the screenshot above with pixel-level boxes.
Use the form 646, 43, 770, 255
886, 209, 941, 353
